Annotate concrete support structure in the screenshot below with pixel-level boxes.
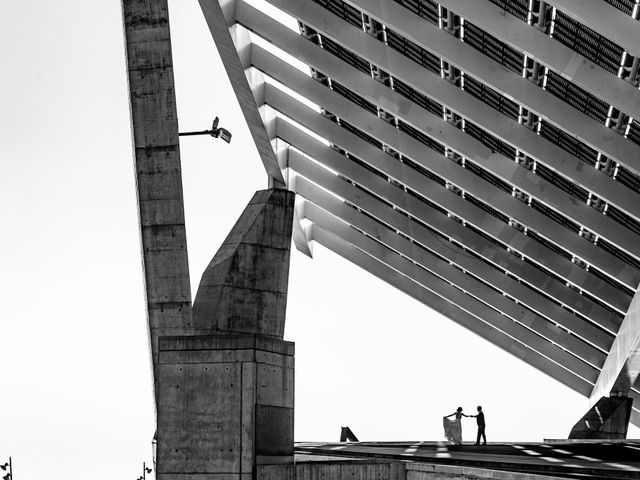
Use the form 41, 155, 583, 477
122, 0, 193, 402
204, 0, 640, 432
156, 189, 296, 479
569, 396, 633, 440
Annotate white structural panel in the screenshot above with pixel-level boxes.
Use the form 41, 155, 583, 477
204, 0, 640, 426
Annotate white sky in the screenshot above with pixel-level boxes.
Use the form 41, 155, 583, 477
0, 1, 637, 479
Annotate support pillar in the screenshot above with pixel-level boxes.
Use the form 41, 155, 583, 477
156, 189, 296, 479
569, 396, 634, 440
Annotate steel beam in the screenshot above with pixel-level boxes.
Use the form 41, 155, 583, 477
269, 96, 632, 311
275, 117, 624, 333
238, 0, 640, 222
290, 168, 609, 370
544, 0, 640, 58
198, 0, 285, 186
280, 122, 625, 327
261, 0, 640, 178
311, 224, 594, 397
248, 41, 640, 265
431, 0, 640, 122
122, 0, 193, 395
260, 80, 640, 291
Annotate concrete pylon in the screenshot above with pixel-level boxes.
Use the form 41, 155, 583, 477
569, 396, 634, 439
156, 188, 296, 480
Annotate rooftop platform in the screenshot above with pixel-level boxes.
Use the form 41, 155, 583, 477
288, 440, 640, 479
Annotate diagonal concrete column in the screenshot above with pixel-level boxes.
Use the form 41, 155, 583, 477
157, 189, 296, 480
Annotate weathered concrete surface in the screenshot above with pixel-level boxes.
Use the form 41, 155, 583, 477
591, 287, 640, 402
569, 396, 633, 439
157, 334, 294, 479
122, 0, 193, 396
258, 460, 569, 480
157, 189, 296, 479
193, 189, 295, 337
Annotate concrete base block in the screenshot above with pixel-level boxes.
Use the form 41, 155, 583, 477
156, 333, 294, 479
569, 396, 633, 439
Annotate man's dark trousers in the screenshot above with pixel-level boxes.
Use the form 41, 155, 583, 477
476, 426, 486, 445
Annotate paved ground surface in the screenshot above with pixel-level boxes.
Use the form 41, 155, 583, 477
295, 440, 640, 479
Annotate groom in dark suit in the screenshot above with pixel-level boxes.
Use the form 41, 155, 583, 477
471, 406, 486, 445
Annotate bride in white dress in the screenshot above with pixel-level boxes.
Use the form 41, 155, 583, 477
443, 407, 469, 445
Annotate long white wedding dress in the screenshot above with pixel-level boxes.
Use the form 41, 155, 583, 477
443, 415, 463, 445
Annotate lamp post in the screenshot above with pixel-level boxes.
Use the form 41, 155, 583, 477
1, 457, 12, 480
137, 461, 152, 480
179, 116, 232, 143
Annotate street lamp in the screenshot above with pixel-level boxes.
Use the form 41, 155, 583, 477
137, 461, 152, 480
1, 457, 12, 480
179, 116, 232, 144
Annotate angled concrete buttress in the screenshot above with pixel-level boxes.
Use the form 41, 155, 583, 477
156, 189, 296, 479
569, 396, 634, 440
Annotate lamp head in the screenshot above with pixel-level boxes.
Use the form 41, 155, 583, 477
3, 473, 11, 480
145, 467, 152, 473
0, 464, 7, 471
218, 128, 232, 144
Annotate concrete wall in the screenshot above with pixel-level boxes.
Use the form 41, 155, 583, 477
157, 334, 294, 479
257, 461, 567, 480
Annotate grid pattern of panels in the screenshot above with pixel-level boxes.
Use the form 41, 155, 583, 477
603, 0, 635, 15
486, 0, 529, 21
465, 158, 513, 193
545, 70, 610, 124
294, 1, 639, 298
538, 121, 599, 167
464, 120, 517, 158
530, 198, 581, 233
535, 163, 590, 203
598, 237, 640, 270
391, 0, 439, 25
385, 28, 441, 74
339, 119, 383, 148
606, 204, 640, 237
393, 77, 444, 116
312, 0, 361, 28
397, 119, 446, 154
320, 35, 371, 74
466, 194, 510, 223
552, 10, 624, 75
463, 21, 524, 74
332, 81, 378, 114
463, 75, 520, 120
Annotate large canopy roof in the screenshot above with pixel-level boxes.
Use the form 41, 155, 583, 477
199, 0, 640, 426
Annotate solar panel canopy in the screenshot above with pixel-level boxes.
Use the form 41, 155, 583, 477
199, 0, 640, 427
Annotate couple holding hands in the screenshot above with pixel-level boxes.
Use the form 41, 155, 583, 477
443, 406, 486, 445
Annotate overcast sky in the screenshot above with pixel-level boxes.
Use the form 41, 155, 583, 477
0, 1, 637, 479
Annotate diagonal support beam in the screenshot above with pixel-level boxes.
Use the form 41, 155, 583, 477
198, 0, 285, 186
278, 123, 624, 331
262, 0, 640, 177
240, 0, 640, 222
262, 81, 640, 291
269, 94, 632, 313
248, 42, 640, 264
121, 0, 193, 398
290, 168, 608, 370
310, 224, 594, 397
